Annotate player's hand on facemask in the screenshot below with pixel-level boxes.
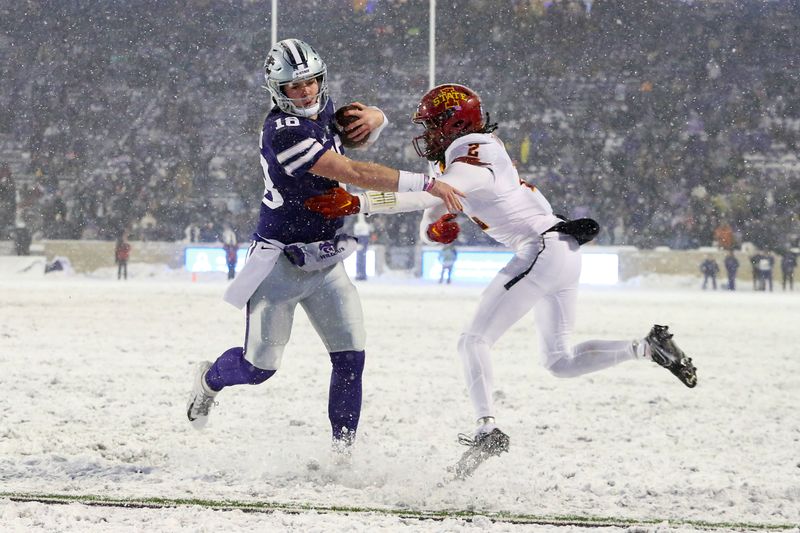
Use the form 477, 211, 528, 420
427, 179, 464, 213
427, 213, 460, 244
305, 187, 361, 219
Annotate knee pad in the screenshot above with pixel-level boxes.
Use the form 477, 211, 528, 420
458, 332, 489, 355
545, 356, 579, 379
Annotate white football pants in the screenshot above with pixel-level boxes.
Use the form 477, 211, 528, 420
458, 233, 637, 420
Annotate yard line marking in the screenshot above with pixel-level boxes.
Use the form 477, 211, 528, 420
2, 492, 797, 531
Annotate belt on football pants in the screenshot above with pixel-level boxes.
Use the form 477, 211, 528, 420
502, 218, 599, 290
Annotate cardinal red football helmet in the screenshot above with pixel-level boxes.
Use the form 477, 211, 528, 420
412, 84, 490, 162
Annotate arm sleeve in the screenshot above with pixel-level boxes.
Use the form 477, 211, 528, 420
357, 190, 440, 215
270, 128, 326, 177
356, 161, 490, 214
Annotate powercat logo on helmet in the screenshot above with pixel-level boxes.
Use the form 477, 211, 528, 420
265, 55, 277, 73
432, 87, 468, 108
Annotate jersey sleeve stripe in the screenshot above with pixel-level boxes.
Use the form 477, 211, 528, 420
453, 155, 490, 167
283, 142, 324, 175
277, 138, 317, 163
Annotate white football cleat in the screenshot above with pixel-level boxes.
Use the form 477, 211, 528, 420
186, 361, 217, 429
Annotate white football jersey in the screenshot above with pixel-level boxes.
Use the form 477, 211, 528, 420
436, 133, 561, 250
357, 132, 561, 250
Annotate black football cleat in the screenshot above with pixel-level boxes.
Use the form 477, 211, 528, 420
646, 325, 697, 388
453, 427, 510, 479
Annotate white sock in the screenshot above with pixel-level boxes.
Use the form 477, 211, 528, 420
632, 339, 651, 360
200, 369, 218, 396
476, 416, 497, 435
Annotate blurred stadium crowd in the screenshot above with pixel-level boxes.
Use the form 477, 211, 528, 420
1, 0, 798, 254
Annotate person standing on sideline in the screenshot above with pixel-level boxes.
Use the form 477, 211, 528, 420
223, 240, 238, 280
306, 83, 697, 476
757, 252, 774, 291
438, 242, 458, 284
700, 256, 719, 290
780, 251, 796, 291
724, 250, 739, 291
13, 222, 31, 256
186, 39, 463, 453
353, 213, 372, 281
750, 251, 763, 290
114, 233, 131, 280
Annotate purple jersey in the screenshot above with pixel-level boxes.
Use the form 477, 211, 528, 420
256, 99, 346, 243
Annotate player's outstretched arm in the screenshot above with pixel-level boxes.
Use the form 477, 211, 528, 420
305, 187, 441, 219
310, 150, 463, 212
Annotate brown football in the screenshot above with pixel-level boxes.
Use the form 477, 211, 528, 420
334, 104, 367, 149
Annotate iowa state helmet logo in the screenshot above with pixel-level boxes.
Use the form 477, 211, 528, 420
432, 87, 468, 109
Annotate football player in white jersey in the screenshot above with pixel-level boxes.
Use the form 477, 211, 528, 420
306, 84, 698, 477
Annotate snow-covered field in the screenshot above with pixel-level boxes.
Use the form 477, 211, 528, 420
1, 266, 799, 532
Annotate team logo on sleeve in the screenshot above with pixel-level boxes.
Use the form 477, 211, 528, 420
319, 241, 337, 256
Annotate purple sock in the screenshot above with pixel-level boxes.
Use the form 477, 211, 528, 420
328, 350, 365, 442
205, 347, 275, 392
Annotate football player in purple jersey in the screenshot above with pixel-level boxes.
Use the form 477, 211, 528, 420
187, 38, 462, 455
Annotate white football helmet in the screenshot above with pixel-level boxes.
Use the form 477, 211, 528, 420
264, 38, 328, 118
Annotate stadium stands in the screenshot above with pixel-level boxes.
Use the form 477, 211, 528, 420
1, 0, 798, 251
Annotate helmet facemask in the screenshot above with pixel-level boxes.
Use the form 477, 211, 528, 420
412, 113, 454, 163
274, 73, 328, 118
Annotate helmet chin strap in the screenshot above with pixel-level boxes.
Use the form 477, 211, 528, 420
292, 102, 321, 117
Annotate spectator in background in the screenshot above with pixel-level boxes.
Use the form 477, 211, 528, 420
780, 252, 796, 291
13, 222, 31, 256
750, 252, 762, 291
0, 163, 16, 235
439, 243, 458, 284
198, 222, 218, 242
519, 134, 531, 167
756, 252, 774, 291
223, 240, 238, 281
700, 256, 719, 290
115, 233, 131, 280
184, 222, 201, 243
353, 213, 373, 281
724, 250, 739, 291
713, 221, 734, 251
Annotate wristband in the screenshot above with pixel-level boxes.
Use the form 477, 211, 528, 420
397, 170, 426, 192
423, 176, 436, 192
354, 193, 369, 212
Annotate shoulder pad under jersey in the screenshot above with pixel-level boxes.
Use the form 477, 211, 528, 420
444, 133, 498, 169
